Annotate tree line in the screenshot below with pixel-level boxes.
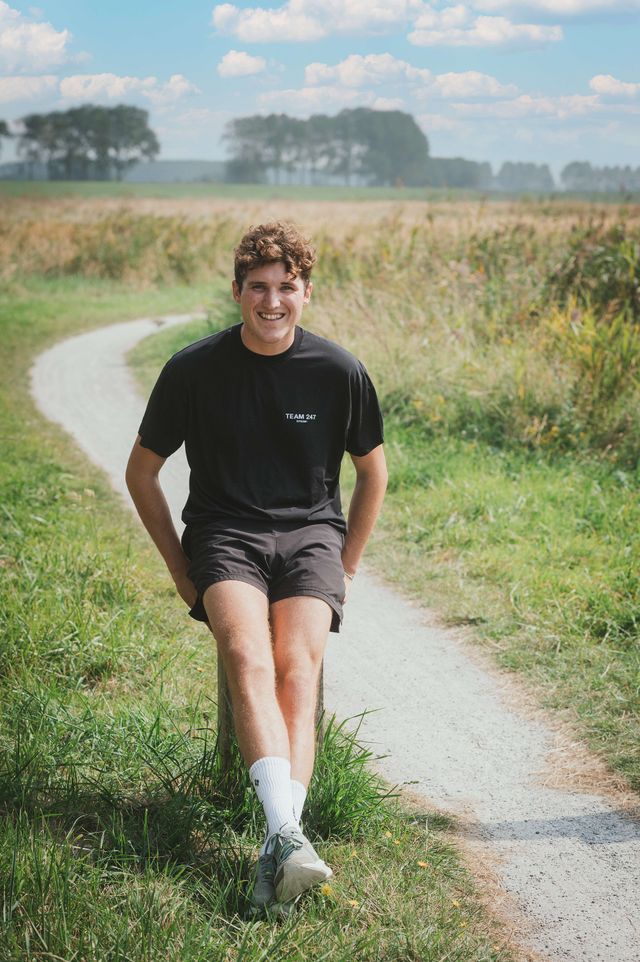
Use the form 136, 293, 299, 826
0, 105, 159, 180
0, 104, 637, 193
224, 108, 430, 187
561, 162, 640, 194
224, 110, 558, 192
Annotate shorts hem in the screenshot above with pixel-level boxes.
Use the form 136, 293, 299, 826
188, 572, 268, 624
201, 572, 268, 598
269, 587, 343, 633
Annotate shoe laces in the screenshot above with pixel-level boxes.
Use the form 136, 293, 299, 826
267, 828, 304, 863
257, 853, 276, 884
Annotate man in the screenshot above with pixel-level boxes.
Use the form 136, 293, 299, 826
125, 221, 387, 914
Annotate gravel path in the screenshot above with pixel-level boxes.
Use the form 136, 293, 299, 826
31, 314, 640, 962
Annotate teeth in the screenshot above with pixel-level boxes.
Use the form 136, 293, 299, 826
259, 313, 284, 320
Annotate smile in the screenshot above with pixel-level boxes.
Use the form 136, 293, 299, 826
257, 312, 286, 320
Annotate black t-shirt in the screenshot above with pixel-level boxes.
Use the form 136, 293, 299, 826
138, 323, 384, 531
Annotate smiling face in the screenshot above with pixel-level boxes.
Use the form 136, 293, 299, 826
232, 261, 312, 356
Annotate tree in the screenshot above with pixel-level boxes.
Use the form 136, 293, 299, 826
425, 157, 492, 189
15, 105, 159, 180
0, 119, 10, 158
224, 108, 430, 187
495, 162, 554, 192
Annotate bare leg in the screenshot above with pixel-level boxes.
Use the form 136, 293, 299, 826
202, 580, 289, 767
270, 596, 332, 787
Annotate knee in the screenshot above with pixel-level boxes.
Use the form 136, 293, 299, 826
276, 656, 320, 705
221, 638, 274, 692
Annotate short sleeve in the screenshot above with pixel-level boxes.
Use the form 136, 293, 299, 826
138, 358, 187, 458
346, 362, 384, 456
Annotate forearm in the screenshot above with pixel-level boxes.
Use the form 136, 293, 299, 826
341, 471, 387, 576
125, 470, 188, 577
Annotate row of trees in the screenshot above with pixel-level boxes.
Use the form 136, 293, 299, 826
224, 109, 430, 187
224, 110, 560, 192
0, 104, 636, 192
561, 162, 640, 194
0, 105, 159, 180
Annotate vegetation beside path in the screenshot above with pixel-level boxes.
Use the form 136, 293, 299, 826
128, 199, 640, 793
0, 276, 517, 960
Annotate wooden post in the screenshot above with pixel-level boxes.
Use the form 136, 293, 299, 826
217, 661, 326, 777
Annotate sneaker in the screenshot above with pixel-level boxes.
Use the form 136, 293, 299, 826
249, 852, 277, 912
248, 853, 298, 919
268, 826, 332, 903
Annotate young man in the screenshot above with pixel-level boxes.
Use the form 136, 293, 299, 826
125, 222, 387, 914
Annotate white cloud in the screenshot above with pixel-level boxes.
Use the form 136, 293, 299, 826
433, 71, 518, 97
417, 111, 463, 131
143, 74, 200, 105
212, 0, 425, 42
212, 2, 324, 41
473, 0, 640, 13
305, 53, 431, 87
258, 84, 376, 112
372, 96, 406, 109
452, 93, 601, 118
0, 1, 71, 71
304, 54, 516, 100
217, 49, 267, 77
409, 6, 562, 46
59, 73, 199, 105
0, 73, 57, 104
590, 74, 640, 96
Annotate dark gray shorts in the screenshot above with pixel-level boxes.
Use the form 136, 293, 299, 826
181, 519, 347, 633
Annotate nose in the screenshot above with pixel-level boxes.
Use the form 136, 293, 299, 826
261, 287, 280, 309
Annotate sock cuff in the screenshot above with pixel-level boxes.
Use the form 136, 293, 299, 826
249, 756, 291, 790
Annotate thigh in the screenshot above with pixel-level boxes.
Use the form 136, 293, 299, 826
269, 595, 332, 673
203, 580, 272, 662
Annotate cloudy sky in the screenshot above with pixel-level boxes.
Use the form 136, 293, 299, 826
1, 0, 639, 174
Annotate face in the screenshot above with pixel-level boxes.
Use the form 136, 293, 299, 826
232, 261, 312, 355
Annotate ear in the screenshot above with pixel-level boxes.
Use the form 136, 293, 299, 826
232, 279, 241, 303
303, 281, 313, 305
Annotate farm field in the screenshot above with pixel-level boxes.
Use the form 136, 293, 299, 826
1, 188, 639, 959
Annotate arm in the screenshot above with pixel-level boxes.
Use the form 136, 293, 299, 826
341, 443, 388, 599
125, 435, 197, 608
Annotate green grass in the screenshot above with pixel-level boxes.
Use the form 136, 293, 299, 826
130, 312, 640, 792
0, 178, 547, 203
2, 179, 638, 204
0, 276, 517, 961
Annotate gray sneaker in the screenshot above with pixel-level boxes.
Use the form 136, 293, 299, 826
248, 852, 297, 919
250, 852, 277, 911
268, 826, 332, 903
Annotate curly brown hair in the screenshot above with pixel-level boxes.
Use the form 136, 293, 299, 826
234, 222, 317, 290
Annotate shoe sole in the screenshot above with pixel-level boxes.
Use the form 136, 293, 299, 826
275, 859, 333, 903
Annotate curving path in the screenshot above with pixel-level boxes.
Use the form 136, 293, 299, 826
31, 314, 640, 962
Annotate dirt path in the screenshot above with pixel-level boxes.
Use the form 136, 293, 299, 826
31, 314, 640, 962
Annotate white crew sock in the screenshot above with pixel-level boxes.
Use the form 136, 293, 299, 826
249, 756, 298, 851
291, 779, 307, 823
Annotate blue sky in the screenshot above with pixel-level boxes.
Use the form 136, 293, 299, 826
1, 0, 639, 176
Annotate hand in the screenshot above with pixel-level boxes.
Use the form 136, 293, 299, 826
342, 571, 354, 605
171, 568, 199, 609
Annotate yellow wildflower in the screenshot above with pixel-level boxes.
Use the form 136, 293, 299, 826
384, 831, 392, 838
417, 860, 428, 868
347, 899, 359, 908
320, 883, 333, 896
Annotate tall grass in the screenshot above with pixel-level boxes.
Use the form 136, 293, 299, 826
1, 274, 515, 960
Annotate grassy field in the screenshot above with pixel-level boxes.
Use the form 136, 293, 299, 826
0, 179, 529, 203
0, 272, 519, 958
2, 190, 639, 959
